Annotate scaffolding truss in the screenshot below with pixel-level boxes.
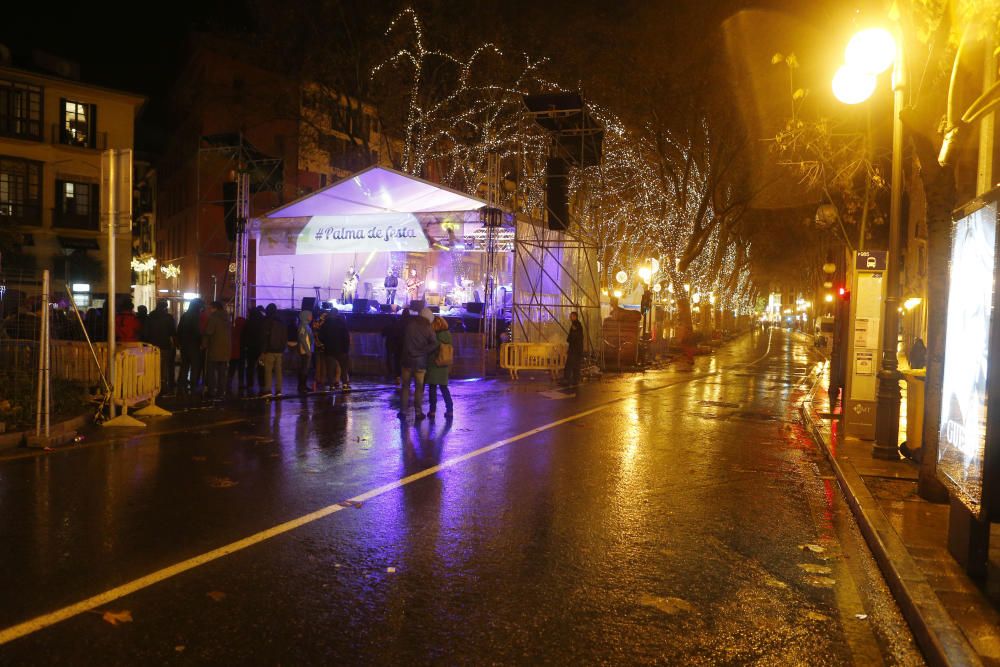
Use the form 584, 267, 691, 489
507, 93, 604, 356
196, 133, 283, 310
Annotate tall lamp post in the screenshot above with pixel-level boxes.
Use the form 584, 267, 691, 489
833, 27, 905, 459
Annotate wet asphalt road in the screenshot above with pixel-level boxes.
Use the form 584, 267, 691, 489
0, 329, 924, 665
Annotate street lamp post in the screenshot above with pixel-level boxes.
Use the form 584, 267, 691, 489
833, 27, 905, 459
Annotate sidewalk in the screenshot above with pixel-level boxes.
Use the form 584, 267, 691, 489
802, 378, 1000, 667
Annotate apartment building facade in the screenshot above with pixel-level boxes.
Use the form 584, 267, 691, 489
0, 55, 145, 306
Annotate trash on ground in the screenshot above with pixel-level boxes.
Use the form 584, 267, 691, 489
855, 613, 868, 620
800, 544, 825, 553
207, 590, 227, 602
639, 593, 694, 615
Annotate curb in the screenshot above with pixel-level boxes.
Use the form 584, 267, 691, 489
0, 414, 89, 452
799, 384, 982, 667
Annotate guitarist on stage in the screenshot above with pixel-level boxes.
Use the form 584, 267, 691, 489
404, 268, 424, 305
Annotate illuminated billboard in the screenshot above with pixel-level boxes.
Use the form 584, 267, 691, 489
938, 199, 1000, 520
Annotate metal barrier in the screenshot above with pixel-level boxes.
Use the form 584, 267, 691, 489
103, 344, 171, 427
499, 342, 567, 380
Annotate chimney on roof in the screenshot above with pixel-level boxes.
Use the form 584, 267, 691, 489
31, 50, 80, 80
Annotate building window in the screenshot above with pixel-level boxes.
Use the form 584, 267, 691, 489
55, 179, 99, 229
0, 80, 43, 140
0, 156, 42, 225
60, 99, 96, 148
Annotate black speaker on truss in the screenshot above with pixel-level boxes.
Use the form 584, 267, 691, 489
546, 157, 568, 231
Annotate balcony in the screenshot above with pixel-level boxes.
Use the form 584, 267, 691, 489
50, 124, 108, 151
0, 203, 42, 226
52, 206, 99, 231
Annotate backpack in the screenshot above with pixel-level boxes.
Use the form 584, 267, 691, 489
268, 318, 287, 352
435, 341, 454, 366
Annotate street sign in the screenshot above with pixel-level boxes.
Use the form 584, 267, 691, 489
100, 149, 133, 233
855, 250, 887, 271
844, 251, 886, 440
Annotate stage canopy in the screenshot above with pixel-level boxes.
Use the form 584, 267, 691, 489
252, 166, 493, 256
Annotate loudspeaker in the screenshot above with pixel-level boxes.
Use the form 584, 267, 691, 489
409, 300, 425, 312
429, 305, 440, 313
465, 302, 484, 315
300, 296, 316, 311
222, 181, 238, 242
352, 298, 369, 313
546, 157, 568, 231
379, 304, 393, 313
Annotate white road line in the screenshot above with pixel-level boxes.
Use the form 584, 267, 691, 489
0, 373, 710, 647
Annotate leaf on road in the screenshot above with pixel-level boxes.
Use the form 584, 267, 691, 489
799, 544, 825, 553
206, 590, 227, 602
798, 563, 832, 574
174, 646, 186, 652
101, 609, 133, 626
639, 594, 694, 615
803, 611, 830, 622
207, 476, 238, 488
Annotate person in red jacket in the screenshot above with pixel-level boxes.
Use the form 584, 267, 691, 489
115, 300, 141, 342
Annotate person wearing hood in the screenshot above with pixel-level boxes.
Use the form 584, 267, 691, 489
177, 298, 205, 393
319, 310, 351, 390
398, 307, 439, 419
297, 310, 316, 393
144, 299, 177, 395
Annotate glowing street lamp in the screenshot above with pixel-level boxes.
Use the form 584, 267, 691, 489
833, 25, 905, 460
832, 65, 877, 105
637, 266, 652, 284
615, 270, 628, 285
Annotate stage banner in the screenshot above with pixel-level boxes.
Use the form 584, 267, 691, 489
259, 213, 431, 255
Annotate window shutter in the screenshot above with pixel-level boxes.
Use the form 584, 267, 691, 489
88, 103, 97, 149
58, 97, 67, 144
90, 183, 99, 227
55, 179, 66, 215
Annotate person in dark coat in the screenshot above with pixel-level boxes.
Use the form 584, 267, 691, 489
177, 298, 205, 393
202, 301, 232, 398
382, 311, 406, 384
258, 303, 287, 397
227, 313, 247, 395
242, 306, 265, 394
398, 307, 439, 419
144, 299, 177, 394
564, 311, 584, 385
319, 311, 351, 390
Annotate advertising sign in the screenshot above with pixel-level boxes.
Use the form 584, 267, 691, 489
938, 199, 1000, 520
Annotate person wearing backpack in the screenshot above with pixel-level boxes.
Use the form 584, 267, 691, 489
259, 303, 287, 397
426, 315, 454, 419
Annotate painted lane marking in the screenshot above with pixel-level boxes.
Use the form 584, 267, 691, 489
0, 372, 719, 646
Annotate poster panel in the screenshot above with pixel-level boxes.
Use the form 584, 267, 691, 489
938, 202, 996, 518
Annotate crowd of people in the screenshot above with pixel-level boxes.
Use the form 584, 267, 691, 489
116, 298, 458, 419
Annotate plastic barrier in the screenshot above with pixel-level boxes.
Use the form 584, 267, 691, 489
500, 342, 567, 380
103, 344, 172, 427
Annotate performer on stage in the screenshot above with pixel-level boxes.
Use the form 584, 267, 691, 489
384, 268, 398, 305
404, 269, 424, 303
342, 267, 359, 304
